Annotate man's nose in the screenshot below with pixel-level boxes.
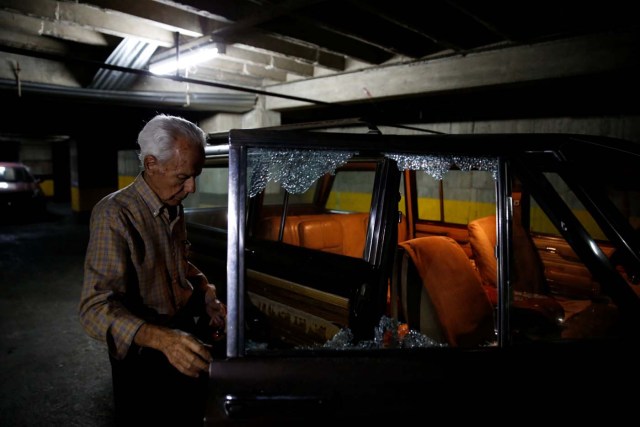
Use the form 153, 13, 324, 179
185, 177, 197, 193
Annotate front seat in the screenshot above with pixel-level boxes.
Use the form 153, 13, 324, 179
467, 213, 601, 336
468, 213, 548, 295
391, 236, 496, 347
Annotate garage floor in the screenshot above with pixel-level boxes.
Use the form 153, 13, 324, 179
0, 203, 115, 426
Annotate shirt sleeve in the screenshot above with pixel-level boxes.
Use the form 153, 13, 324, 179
78, 201, 145, 360
186, 260, 209, 290
186, 261, 218, 304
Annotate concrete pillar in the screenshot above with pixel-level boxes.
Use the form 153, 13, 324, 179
69, 138, 119, 222
199, 113, 243, 134
51, 140, 71, 203
20, 141, 54, 197
241, 95, 281, 129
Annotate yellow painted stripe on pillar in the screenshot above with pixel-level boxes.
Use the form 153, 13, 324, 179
39, 179, 54, 197
118, 175, 136, 189
70, 186, 117, 213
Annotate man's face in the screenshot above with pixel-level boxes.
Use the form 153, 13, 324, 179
145, 136, 205, 206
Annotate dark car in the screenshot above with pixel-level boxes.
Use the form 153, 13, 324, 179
182, 123, 640, 424
0, 161, 46, 221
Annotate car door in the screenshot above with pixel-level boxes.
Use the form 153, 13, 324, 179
201, 130, 640, 426
203, 130, 509, 426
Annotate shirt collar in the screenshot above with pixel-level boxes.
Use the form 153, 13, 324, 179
133, 173, 166, 218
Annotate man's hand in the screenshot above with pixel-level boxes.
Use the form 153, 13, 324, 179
134, 324, 212, 378
160, 329, 213, 377
206, 299, 226, 329
204, 286, 227, 331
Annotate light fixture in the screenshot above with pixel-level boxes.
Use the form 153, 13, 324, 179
149, 43, 223, 76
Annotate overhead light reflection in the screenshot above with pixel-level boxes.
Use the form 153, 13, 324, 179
149, 45, 220, 75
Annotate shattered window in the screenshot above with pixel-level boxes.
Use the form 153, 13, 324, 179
386, 153, 498, 224
241, 150, 505, 355
384, 153, 498, 180
317, 316, 447, 350
246, 316, 447, 354
262, 179, 316, 206
248, 148, 358, 197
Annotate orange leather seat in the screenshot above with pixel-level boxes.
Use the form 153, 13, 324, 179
391, 236, 496, 347
468, 214, 548, 295
297, 218, 343, 254
255, 213, 369, 258
467, 214, 602, 334
467, 215, 498, 289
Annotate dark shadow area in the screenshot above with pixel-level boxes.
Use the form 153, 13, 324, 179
0, 201, 115, 426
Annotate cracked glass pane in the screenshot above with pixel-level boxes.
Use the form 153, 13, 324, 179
385, 153, 498, 180
248, 148, 357, 197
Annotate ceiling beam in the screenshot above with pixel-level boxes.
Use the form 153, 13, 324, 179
0, 9, 111, 47
264, 30, 640, 110
79, 0, 224, 37
1, 0, 178, 46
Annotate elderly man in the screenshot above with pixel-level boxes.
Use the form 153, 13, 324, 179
79, 114, 226, 426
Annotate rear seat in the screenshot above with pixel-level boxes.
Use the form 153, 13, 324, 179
255, 213, 369, 258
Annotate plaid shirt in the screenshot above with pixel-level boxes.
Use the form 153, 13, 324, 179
79, 173, 213, 360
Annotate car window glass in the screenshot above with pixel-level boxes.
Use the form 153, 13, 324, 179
513, 170, 630, 343
1, 166, 31, 183
262, 180, 316, 205
235, 146, 638, 356
247, 147, 357, 197
384, 154, 497, 224
247, 152, 505, 354
249, 148, 374, 259
529, 172, 606, 240
325, 170, 374, 213
416, 170, 497, 224
609, 187, 640, 230
398, 173, 406, 215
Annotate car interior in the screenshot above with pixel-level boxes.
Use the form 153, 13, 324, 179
183, 134, 640, 352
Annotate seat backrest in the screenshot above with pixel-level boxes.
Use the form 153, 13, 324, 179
391, 236, 495, 347
468, 213, 548, 295
467, 215, 498, 288
254, 213, 368, 258
297, 218, 344, 254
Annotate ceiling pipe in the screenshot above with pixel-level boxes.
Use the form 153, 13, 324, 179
0, 78, 256, 112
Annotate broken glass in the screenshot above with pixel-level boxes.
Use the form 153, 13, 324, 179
385, 153, 498, 180
248, 148, 358, 197
297, 316, 446, 351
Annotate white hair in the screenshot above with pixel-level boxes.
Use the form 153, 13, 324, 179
137, 114, 207, 166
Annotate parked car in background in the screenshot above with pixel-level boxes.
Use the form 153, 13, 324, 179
183, 122, 640, 425
0, 161, 46, 221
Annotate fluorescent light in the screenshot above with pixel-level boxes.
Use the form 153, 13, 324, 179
149, 45, 219, 75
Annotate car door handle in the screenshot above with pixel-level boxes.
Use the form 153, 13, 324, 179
223, 394, 329, 418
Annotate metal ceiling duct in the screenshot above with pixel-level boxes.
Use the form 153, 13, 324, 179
0, 79, 257, 113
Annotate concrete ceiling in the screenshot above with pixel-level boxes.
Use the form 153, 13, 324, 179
0, 0, 639, 131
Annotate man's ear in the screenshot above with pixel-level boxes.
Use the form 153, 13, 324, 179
144, 155, 157, 174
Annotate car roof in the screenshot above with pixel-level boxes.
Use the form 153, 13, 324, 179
0, 161, 29, 168
205, 129, 640, 162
